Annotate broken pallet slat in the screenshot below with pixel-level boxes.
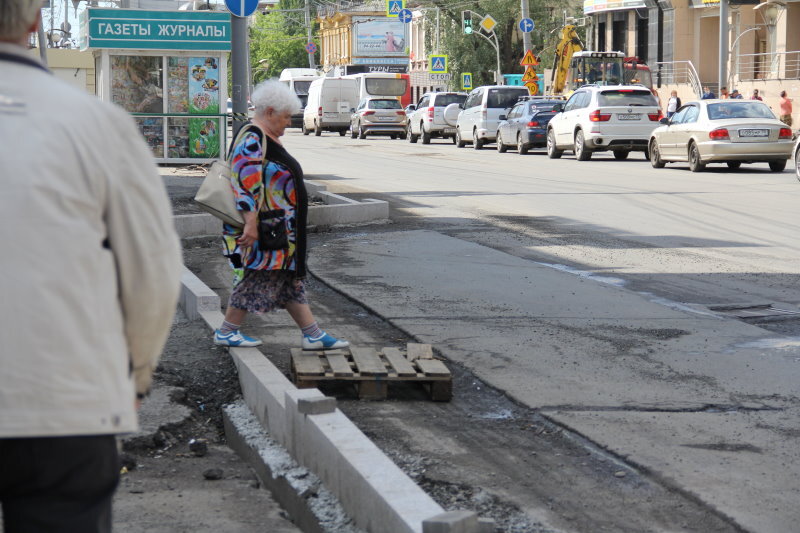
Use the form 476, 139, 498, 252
416, 358, 451, 378
406, 343, 434, 361
291, 348, 325, 376
350, 347, 388, 376
326, 352, 355, 377
382, 347, 418, 377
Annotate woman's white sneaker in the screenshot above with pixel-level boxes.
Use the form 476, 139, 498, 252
214, 329, 263, 347
302, 332, 349, 351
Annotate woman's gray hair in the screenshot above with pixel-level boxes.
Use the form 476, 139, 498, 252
251, 79, 301, 116
0, 0, 41, 42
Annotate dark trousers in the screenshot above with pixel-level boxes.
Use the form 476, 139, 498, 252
0, 435, 119, 533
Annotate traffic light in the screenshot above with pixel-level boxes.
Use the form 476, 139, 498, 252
462, 11, 473, 34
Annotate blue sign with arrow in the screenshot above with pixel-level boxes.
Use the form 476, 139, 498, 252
225, 0, 258, 18
398, 8, 413, 23
519, 18, 534, 33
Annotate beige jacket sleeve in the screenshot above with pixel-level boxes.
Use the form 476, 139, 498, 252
103, 108, 183, 396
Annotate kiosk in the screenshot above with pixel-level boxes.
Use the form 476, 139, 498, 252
81, 8, 230, 163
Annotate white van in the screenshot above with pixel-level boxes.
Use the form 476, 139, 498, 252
278, 68, 320, 128
455, 85, 530, 149
302, 77, 358, 137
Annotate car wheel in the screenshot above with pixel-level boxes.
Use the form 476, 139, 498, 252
473, 129, 483, 150
795, 146, 800, 182
574, 130, 592, 161
302, 122, 310, 136
451, 135, 457, 144
408, 125, 418, 143
399, 131, 407, 140
517, 133, 528, 155
314, 122, 322, 137
339, 130, 346, 137
688, 142, 705, 172
358, 126, 367, 139
455, 128, 466, 148
613, 150, 629, 160
649, 139, 665, 168
421, 125, 432, 144
547, 129, 563, 159
726, 161, 742, 170
497, 132, 507, 153
350, 126, 357, 139
769, 160, 787, 172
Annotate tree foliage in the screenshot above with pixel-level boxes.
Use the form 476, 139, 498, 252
249, 0, 316, 82
422, 0, 583, 89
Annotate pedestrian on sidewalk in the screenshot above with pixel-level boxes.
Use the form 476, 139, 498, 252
779, 90, 793, 127
215, 80, 349, 351
0, 1, 183, 532
666, 90, 681, 118
720, 86, 730, 99
701, 86, 715, 99
751, 89, 762, 101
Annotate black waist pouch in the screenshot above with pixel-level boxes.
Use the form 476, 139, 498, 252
258, 209, 288, 251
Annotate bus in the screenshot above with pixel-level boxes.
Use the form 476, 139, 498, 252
343, 72, 411, 109
278, 68, 320, 127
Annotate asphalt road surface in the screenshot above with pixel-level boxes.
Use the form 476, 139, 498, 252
281, 129, 799, 533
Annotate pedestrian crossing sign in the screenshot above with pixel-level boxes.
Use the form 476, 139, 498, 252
428, 54, 448, 74
387, 0, 404, 17
462, 72, 473, 90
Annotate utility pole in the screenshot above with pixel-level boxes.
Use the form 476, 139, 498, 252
520, 0, 531, 54
435, 7, 440, 53
231, 14, 249, 134
718, 0, 728, 91
305, 0, 315, 69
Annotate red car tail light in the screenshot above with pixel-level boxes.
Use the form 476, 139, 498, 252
779, 127, 792, 139
396, 110, 406, 116
317, 106, 322, 116
648, 110, 663, 121
363, 111, 375, 116
527, 120, 540, 127
427, 106, 434, 119
589, 110, 611, 122
709, 128, 730, 140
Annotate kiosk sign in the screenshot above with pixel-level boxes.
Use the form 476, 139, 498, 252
81, 9, 231, 51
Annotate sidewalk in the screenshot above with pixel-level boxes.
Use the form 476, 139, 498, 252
113, 309, 302, 533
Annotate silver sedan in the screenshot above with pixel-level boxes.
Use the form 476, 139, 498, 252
648, 100, 794, 172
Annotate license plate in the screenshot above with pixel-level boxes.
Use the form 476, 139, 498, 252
323, 112, 338, 118
443, 128, 455, 134
617, 113, 641, 121
738, 129, 769, 137
376, 117, 394, 122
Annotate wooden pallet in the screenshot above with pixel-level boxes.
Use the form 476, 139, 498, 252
290, 343, 452, 401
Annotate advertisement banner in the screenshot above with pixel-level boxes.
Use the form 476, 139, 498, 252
188, 57, 220, 158
352, 16, 408, 57
584, 0, 646, 14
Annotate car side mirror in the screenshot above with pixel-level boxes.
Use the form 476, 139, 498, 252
552, 103, 564, 113
659, 117, 669, 125
407, 105, 416, 111
459, 103, 465, 109
350, 108, 355, 113
499, 114, 507, 121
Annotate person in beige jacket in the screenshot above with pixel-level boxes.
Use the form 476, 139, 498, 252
0, 2, 182, 531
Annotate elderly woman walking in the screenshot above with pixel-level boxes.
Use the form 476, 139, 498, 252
214, 80, 349, 351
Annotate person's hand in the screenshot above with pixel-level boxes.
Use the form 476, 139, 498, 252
237, 220, 258, 249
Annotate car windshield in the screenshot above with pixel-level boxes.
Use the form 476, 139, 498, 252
434, 94, 467, 107
369, 99, 401, 110
598, 89, 657, 106
487, 88, 529, 109
365, 78, 408, 96
707, 102, 776, 120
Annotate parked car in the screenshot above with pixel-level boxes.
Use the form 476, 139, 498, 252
648, 100, 794, 172
547, 85, 662, 161
496, 99, 563, 154
303, 77, 358, 136
349, 97, 407, 139
793, 135, 800, 181
407, 91, 467, 144
455, 85, 530, 149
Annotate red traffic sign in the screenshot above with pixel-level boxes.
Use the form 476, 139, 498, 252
520, 49, 539, 66
305, 42, 317, 54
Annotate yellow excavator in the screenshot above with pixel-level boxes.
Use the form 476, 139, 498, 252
551, 25, 584, 94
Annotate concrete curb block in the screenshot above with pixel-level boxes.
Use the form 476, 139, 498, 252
180, 267, 220, 321
178, 270, 492, 533
173, 181, 388, 239
223, 401, 363, 533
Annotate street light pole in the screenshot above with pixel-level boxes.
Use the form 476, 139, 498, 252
718, 0, 729, 91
